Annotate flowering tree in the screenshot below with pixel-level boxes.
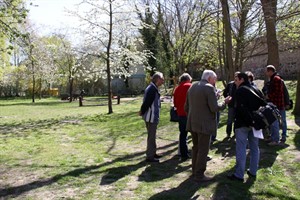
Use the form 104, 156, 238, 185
71, 0, 151, 113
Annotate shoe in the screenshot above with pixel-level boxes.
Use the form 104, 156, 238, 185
154, 154, 163, 158
268, 141, 279, 146
180, 155, 191, 162
247, 170, 256, 178
206, 156, 212, 161
227, 174, 244, 182
280, 139, 286, 144
264, 138, 272, 143
146, 158, 159, 163
194, 175, 214, 182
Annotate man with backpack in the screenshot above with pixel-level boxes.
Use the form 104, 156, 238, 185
265, 65, 288, 145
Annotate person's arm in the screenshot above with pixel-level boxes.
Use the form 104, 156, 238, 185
223, 83, 230, 98
140, 86, 156, 115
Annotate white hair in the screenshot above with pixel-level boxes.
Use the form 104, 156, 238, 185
179, 73, 192, 83
152, 72, 164, 82
201, 70, 217, 81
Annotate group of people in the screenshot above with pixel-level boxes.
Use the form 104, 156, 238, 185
139, 65, 289, 182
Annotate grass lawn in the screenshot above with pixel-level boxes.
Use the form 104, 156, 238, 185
0, 83, 299, 200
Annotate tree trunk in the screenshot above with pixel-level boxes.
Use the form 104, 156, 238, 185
293, 71, 300, 116
234, 0, 250, 72
32, 73, 35, 103
69, 77, 73, 103
107, 0, 113, 114
261, 0, 279, 67
220, 0, 234, 82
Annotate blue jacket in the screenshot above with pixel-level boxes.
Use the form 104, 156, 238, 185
140, 82, 161, 123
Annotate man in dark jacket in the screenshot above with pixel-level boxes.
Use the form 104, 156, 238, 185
223, 71, 240, 138
140, 72, 164, 162
227, 73, 265, 182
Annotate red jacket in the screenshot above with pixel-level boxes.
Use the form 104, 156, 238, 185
268, 74, 285, 110
173, 81, 192, 116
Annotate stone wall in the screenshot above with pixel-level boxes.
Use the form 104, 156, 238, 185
242, 48, 300, 80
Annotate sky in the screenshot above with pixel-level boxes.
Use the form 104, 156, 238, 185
26, 0, 82, 35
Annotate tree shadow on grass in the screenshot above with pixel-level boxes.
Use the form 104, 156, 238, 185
0, 140, 178, 198
212, 137, 236, 159
0, 117, 81, 137
101, 143, 180, 185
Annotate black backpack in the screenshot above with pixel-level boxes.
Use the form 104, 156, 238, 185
242, 86, 281, 130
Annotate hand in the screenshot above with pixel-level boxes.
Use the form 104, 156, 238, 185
224, 96, 232, 104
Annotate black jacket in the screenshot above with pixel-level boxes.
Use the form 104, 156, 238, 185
223, 81, 237, 108
234, 82, 266, 129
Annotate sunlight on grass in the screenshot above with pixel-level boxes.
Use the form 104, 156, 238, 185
0, 90, 299, 199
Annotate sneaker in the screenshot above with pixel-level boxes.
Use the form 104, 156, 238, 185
194, 175, 214, 182
268, 141, 279, 146
146, 158, 160, 163
179, 156, 191, 162
154, 154, 163, 158
280, 139, 286, 144
264, 138, 272, 143
247, 170, 256, 178
227, 174, 244, 182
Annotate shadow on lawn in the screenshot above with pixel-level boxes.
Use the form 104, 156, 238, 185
0, 140, 178, 198
100, 142, 179, 185
0, 117, 79, 137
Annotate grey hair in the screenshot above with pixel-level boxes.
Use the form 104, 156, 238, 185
179, 73, 192, 83
201, 70, 217, 81
152, 72, 164, 82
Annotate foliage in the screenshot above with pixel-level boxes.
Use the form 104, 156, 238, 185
0, 0, 28, 54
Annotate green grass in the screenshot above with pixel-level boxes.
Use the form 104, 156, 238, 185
0, 83, 299, 200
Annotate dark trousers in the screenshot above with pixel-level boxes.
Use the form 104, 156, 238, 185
178, 116, 188, 157
226, 107, 236, 136
191, 132, 211, 178
145, 122, 158, 159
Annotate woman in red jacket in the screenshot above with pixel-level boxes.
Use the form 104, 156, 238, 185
173, 73, 192, 161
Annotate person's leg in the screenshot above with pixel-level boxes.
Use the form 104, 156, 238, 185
248, 129, 260, 176
226, 107, 235, 137
194, 133, 211, 179
234, 127, 248, 179
280, 109, 287, 142
191, 132, 198, 176
145, 122, 157, 160
179, 116, 188, 157
269, 120, 280, 143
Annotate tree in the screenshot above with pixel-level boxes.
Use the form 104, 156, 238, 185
276, 0, 300, 115
0, 0, 28, 54
71, 0, 150, 114
220, 0, 234, 81
261, 0, 279, 67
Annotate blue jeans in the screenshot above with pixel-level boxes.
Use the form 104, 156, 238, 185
234, 127, 260, 179
280, 110, 287, 141
270, 120, 280, 143
226, 107, 235, 136
178, 116, 188, 157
